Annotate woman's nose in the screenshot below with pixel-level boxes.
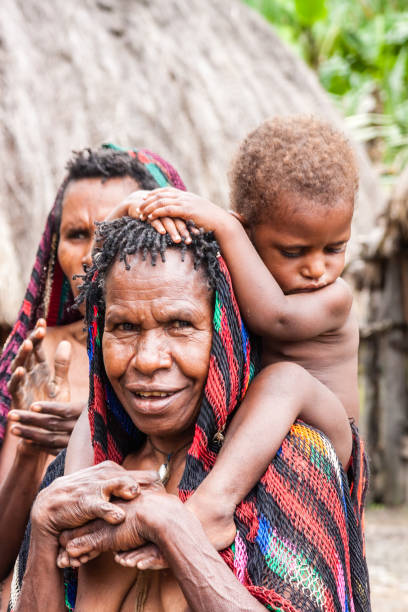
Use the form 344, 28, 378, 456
130, 332, 172, 376
301, 255, 326, 280
81, 244, 93, 270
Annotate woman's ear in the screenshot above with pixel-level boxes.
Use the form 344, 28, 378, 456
227, 210, 252, 238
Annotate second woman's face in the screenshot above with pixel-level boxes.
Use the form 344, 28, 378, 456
58, 177, 140, 300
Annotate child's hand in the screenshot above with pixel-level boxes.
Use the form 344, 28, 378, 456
105, 190, 193, 245
114, 543, 167, 570
139, 188, 229, 235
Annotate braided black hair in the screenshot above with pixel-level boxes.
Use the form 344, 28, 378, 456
78, 217, 220, 325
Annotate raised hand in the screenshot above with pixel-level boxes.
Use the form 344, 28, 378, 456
7, 319, 80, 454
138, 187, 229, 236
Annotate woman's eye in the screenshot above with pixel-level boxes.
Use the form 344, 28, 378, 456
171, 320, 191, 330
66, 229, 89, 240
118, 322, 137, 332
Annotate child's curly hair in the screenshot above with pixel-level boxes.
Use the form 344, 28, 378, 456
229, 115, 358, 225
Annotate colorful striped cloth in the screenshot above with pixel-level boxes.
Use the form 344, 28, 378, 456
0, 146, 185, 443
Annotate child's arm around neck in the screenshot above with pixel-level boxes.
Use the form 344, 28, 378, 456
214, 213, 353, 340
139, 188, 353, 342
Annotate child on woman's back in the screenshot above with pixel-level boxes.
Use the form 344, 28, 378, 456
137, 116, 360, 548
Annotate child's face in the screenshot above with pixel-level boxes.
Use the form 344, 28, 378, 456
250, 194, 353, 294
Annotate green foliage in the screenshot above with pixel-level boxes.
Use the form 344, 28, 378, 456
243, 0, 408, 178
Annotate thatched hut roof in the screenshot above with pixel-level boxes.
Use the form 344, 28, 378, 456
0, 0, 386, 326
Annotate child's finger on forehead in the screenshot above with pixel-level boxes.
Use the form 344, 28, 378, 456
141, 188, 178, 205
174, 219, 192, 244
160, 217, 182, 243
147, 206, 181, 220
143, 187, 170, 200
149, 218, 167, 235
127, 203, 142, 219
143, 198, 181, 217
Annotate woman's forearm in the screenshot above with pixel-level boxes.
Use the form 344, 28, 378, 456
157, 507, 264, 612
15, 531, 65, 611
0, 444, 47, 578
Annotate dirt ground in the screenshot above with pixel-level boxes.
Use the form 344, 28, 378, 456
365, 506, 408, 611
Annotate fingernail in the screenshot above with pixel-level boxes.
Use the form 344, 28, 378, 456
31, 403, 42, 412
148, 214, 152, 220
112, 511, 124, 521
175, 234, 181, 241
8, 412, 20, 421
137, 560, 148, 570
11, 426, 21, 435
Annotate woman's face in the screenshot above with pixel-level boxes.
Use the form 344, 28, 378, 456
58, 177, 140, 301
102, 250, 213, 443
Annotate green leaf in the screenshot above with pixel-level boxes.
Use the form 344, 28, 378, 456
295, 0, 327, 25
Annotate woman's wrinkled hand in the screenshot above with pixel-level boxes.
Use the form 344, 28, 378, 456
57, 481, 178, 569
31, 462, 160, 542
7, 319, 81, 454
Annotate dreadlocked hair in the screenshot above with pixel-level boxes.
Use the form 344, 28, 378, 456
77, 217, 220, 326
66, 147, 159, 189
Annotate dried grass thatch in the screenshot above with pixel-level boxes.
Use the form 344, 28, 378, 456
0, 0, 386, 326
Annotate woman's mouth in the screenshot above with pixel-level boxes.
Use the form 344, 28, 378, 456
135, 391, 174, 398
126, 387, 186, 414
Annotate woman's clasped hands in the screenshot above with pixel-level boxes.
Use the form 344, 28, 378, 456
34, 463, 172, 571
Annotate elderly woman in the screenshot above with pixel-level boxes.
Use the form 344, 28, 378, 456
11, 218, 370, 611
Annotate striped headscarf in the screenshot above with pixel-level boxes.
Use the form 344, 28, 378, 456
68, 222, 370, 612
0, 146, 185, 444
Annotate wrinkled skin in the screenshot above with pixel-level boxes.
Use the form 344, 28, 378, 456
32, 461, 160, 539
